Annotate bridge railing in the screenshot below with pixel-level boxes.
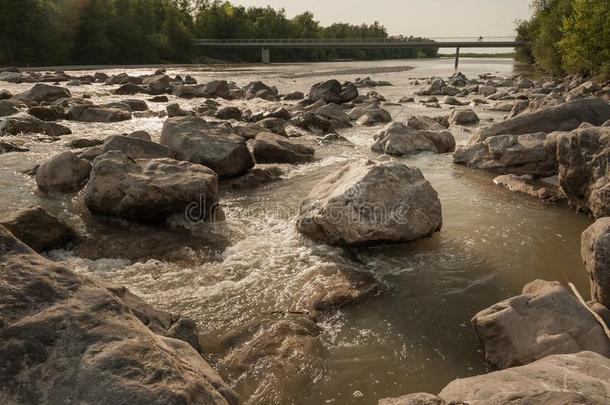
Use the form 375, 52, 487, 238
195, 36, 517, 45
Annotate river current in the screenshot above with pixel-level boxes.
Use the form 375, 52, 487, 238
0, 58, 593, 404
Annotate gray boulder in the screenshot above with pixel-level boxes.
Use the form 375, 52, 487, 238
378, 393, 445, 405
202, 80, 230, 99
440, 351, 610, 405
215, 106, 243, 120
36, 151, 92, 193
472, 279, 610, 369
310, 103, 351, 129
493, 174, 566, 201
85, 150, 219, 222
0, 116, 71, 136
172, 85, 206, 99
67, 105, 131, 122
252, 132, 314, 164
14, 83, 70, 104
142, 74, 170, 94
244, 81, 278, 101
448, 108, 479, 125
27, 105, 66, 121
582, 218, 610, 309
102, 135, 173, 160
297, 160, 442, 245
309, 79, 358, 103
0, 207, 75, 252
0, 224, 237, 405
372, 122, 455, 156
160, 116, 254, 178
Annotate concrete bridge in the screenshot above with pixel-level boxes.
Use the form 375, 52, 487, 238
195, 37, 527, 67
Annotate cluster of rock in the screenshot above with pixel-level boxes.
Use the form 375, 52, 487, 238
380, 216, 610, 404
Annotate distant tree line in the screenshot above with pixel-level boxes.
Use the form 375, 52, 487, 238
0, 0, 438, 66
516, 0, 610, 78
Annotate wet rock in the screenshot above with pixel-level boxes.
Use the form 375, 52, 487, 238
472, 279, 610, 369
454, 132, 558, 177
407, 116, 448, 131
121, 98, 148, 111
148, 95, 169, 103
161, 116, 254, 178
0, 207, 75, 252
378, 393, 445, 405
448, 108, 479, 125
67, 105, 131, 122
199, 80, 229, 99
78, 145, 104, 161
244, 81, 279, 101
252, 132, 314, 164
366, 90, 386, 102
282, 91, 305, 100
85, 150, 218, 222
14, 83, 71, 104
478, 85, 497, 96
0, 140, 28, 153
309, 79, 358, 103
250, 107, 291, 122
36, 151, 92, 193
0, 100, 19, 117
0, 89, 13, 100
0, 225, 237, 405
0, 116, 72, 136
356, 109, 392, 126
221, 164, 285, 190
215, 106, 243, 120
372, 122, 455, 156
439, 352, 610, 404
217, 313, 324, 405
114, 83, 148, 95
142, 74, 171, 94
94, 72, 109, 82
440, 96, 465, 106
557, 126, 610, 218
252, 117, 287, 136
516, 77, 535, 89
297, 160, 442, 245
184, 75, 197, 85
166, 102, 191, 117
102, 135, 173, 160
399, 96, 415, 103
105, 73, 142, 85
290, 112, 337, 135
471, 98, 610, 144
65, 138, 104, 148
127, 130, 152, 141
493, 174, 566, 202
582, 218, 610, 309
172, 85, 206, 99
354, 77, 392, 88
310, 103, 351, 129
27, 105, 66, 121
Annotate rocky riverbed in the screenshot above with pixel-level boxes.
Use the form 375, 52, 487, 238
1, 58, 609, 404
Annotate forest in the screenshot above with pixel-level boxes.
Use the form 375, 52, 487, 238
516, 0, 610, 78
0, 0, 438, 66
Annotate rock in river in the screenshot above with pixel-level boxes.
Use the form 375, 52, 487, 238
582, 217, 610, 309
297, 160, 442, 246
67, 104, 132, 122
85, 150, 219, 223
0, 224, 237, 405
0, 116, 71, 136
160, 115, 254, 178
36, 151, 92, 193
448, 108, 479, 125
252, 132, 314, 164
471, 279, 610, 369
372, 122, 455, 156
102, 134, 173, 160
13, 83, 71, 104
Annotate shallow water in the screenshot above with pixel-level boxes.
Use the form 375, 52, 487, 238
0, 58, 594, 404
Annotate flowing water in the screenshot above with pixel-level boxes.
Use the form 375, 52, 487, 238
0, 58, 594, 404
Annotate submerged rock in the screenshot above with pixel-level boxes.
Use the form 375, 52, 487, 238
582, 218, 610, 309
252, 132, 314, 164
372, 122, 455, 156
0, 140, 28, 153
0, 207, 75, 252
493, 174, 566, 201
0, 225, 236, 405
36, 151, 92, 193
378, 393, 445, 405
85, 150, 219, 223
297, 160, 442, 246
472, 279, 610, 369
160, 116, 254, 178
439, 351, 610, 404
0, 116, 72, 136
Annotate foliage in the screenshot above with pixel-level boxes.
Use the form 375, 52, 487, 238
0, 0, 437, 66
516, 0, 610, 78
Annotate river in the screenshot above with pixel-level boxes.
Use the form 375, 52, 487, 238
0, 58, 594, 404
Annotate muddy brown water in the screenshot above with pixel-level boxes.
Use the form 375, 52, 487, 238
0, 58, 594, 404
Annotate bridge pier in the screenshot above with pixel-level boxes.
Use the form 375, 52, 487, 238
261, 47, 270, 64
454, 46, 460, 69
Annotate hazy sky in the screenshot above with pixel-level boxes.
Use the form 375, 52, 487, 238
231, 0, 533, 37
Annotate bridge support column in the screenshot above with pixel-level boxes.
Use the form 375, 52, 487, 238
454, 46, 460, 69
261, 47, 270, 64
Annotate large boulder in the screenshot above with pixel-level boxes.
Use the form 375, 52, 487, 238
102, 135, 173, 160
448, 108, 479, 125
297, 160, 442, 245
172, 85, 206, 99
378, 393, 445, 405
557, 126, 610, 218
201, 80, 230, 99
453, 132, 558, 177
471, 98, 610, 144
0, 207, 75, 252
36, 151, 92, 193
14, 83, 70, 104
243, 81, 278, 101
372, 122, 455, 156
0, 116, 71, 136
0, 225, 237, 405
309, 103, 351, 129
493, 174, 566, 202
308, 79, 358, 103
67, 105, 131, 122
85, 150, 218, 222
472, 279, 610, 369
582, 218, 610, 309
27, 105, 66, 121
142, 74, 171, 94
160, 116, 254, 178
439, 351, 610, 405
252, 132, 314, 164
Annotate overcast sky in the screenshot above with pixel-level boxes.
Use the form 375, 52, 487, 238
231, 0, 533, 38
